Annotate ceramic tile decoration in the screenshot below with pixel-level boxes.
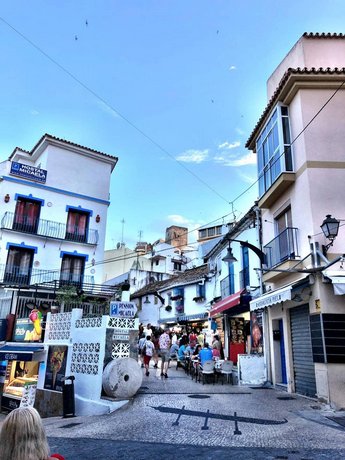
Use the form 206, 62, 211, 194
111, 342, 130, 359
108, 317, 136, 329
46, 312, 72, 342
75, 317, 102, 328
71, 342, 101, 375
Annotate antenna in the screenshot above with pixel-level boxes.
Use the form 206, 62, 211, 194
138, 230, 143, 243
121, 218, 125, 244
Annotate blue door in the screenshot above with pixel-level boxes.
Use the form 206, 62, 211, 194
279, 319, 287, 384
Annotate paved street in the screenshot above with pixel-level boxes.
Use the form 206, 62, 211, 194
2, 362, 345, 459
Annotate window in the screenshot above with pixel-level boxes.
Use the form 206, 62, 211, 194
13, 197, 41, 234
65, 210, 90, 243
208, 227, 215, 237
275, 207, 294, 261
60, 254, 85, 287
257, 105, 293, 197
240, 246, 250, 289
4, 246, 35, 285
199, 229, 207, 239
173, 262, 182, 271
196, 282, 206, 299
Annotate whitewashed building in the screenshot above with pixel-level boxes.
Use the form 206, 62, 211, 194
0, 134, 118, 412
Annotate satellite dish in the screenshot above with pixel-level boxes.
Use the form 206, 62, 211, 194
116, 242, 121, 249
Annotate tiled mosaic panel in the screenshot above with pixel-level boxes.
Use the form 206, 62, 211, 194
47, 312, 72, 342
111, 342, 130, 359
108, 317, 136, 329
70, 342, 100, 375
75, 317, 102, 328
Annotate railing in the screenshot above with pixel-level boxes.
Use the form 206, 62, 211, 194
1, 212, 99, 245
264, 227, 299, 269
15, 296, 110, 319
0, 264, 118, 297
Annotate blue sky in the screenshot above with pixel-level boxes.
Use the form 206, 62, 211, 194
1, 1, 345, 249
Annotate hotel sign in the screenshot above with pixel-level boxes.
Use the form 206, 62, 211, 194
10, 161, 47, 183
110, 301, 137, 318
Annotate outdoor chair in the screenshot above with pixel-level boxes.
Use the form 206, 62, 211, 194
176, 355, 185, 370
198, 360, 215, 385
219, 360, 233, 384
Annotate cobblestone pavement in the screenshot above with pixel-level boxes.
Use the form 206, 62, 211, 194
2, 362, 345, 459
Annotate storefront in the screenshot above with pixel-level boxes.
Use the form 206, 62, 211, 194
210, 289, 251, 364
0, 310, 46, 411
0, 343, 45, 411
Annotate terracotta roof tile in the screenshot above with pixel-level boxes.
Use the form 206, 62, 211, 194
9, 133, 118, 163
246, 67, 345, 149
131, 264, 209, 298
303, 32, 345, 39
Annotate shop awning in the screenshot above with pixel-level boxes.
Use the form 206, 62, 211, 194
210, 289, 246, 317
0, 344, 45, 362
323, 270, 345, 295
177, 312, 208, 322
250, 285, 292, 311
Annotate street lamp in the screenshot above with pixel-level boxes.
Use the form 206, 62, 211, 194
320, 215, 340, 252
222, 237, 266, 265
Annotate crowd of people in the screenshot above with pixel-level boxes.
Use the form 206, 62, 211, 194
138, 323, 224, 378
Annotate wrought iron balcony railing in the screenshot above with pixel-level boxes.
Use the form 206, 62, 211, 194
0, 264, 117, 297
1, 212, 99, 245
264, 227, 299, 269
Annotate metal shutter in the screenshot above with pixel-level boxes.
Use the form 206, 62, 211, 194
290, 305, 316, 397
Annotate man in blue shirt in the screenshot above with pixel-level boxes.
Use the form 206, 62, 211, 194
198, 343, 213, 365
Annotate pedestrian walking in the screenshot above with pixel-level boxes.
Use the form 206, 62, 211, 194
0, 406, 65, 460
159, 328, 171, 378
138, 334, 146, 368
142, 335, 155, 376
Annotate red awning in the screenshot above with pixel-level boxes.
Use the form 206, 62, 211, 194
210, 289, 246, 317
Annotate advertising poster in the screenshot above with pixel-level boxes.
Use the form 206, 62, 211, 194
14, 317, 42, 342
251, 310, 264, 354
44, 346, 68, 392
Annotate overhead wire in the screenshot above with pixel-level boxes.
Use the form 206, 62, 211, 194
1, 16, 344, 276
0, 15, 231, 205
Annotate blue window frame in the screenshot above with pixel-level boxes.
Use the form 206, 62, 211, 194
257, 105, 293, 197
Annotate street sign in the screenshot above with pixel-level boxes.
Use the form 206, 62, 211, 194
110, 301, 137, 318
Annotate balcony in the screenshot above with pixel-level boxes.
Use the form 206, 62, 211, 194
0, 264, 116, 297
263, 227, 299, 281
1, 212, 99, 245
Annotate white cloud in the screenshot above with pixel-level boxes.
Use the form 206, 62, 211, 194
96, 100, 119, 118
235, 127, 245, 136
238, 171, 257, 184
218, 141, 240, 150
30, 110, 39, 116
167, 214, 192, 225
176, 149, 209, 164
229, 65, 237, 71
214, 152, 257, 167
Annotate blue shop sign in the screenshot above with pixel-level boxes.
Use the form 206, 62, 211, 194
10, 161, 47, 183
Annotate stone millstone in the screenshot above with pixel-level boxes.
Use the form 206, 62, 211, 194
102, 358, 143, 399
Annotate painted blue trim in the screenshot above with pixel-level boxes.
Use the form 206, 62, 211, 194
60, 250, 89, 261
65, 205, 93, 216
6, 242, 38, 254
2, 176, 110, 206
14, 193, 45, 205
